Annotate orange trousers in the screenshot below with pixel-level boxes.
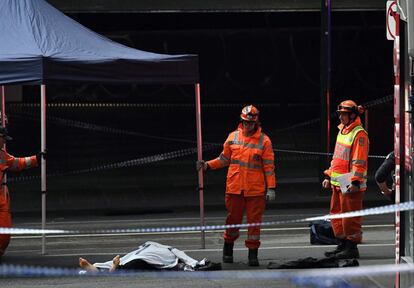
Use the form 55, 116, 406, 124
0, 211, 11, 256
330, 185, 364, 243
223, 193, 266, 249
0, 187, 11, 256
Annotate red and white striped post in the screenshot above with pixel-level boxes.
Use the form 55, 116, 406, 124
392, 6, 401, 287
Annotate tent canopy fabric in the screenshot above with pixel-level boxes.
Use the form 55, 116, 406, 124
0, 0, 199, 85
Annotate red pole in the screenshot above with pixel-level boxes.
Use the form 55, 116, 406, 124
194, 83, 205, 249
1, 86, 6, 201
0, 86, 5, 127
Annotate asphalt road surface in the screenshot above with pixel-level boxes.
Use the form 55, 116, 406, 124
0, 207, 398, 288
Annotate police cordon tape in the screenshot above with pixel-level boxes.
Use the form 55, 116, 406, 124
0, 262, 413, 280
10, 94, 392, 147
10, 108, 387, 159
6, 115, 385, 183
6, 97, 386, 182
6, 144, 385, 183
0, 200, 409, 283
10, 109, 388, 159
7, 145, 218, 183
0, 201, 412, 235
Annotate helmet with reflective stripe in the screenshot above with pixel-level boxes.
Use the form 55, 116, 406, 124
337, 100, 364, 115
240, 105, 259, 122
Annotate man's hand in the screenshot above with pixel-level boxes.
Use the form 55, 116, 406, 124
196, 160, 208, 171
322, 179, 331, 189
266, 189, 276, 201
347, 180, 360, 193
377, 181, 393, 196
347, 184, 359, 193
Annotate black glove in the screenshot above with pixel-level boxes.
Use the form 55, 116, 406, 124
36, 150, 47, 162
196, 160, 209, 171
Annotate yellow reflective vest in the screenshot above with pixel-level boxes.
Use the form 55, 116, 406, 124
326, 119, 369, 191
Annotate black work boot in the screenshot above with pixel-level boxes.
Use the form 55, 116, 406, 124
334, 240, 360, 259
248, 249, 259, 266
223, 242, 234, 263
324, 239, 346, 257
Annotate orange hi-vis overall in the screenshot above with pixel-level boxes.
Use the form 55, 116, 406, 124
0, 149, 38, 256
207, 124, 276, 249
324, 117, 369, 244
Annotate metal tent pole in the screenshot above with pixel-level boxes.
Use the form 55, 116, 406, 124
1, 86, 5, 126
195, 83, 205, 249
1, 87, 6, 226
41, 85, 47, 254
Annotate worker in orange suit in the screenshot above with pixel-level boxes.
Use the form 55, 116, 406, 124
322, 100, 369, 259
0, 126, 43, 256
196, 105, 276, 266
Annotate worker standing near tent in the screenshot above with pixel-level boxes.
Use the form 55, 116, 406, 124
322, 100, 369, 259
196, 105, 276, 266
0, 126, 43, 256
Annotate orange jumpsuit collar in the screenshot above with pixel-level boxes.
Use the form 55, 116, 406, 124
237, 123, 262, 138
338, 116, 362, 134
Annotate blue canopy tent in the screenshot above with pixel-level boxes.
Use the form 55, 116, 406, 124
0, 0, 206, 251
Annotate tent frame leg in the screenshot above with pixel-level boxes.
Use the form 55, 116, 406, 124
195, 83, 205, 249
41, 85, 47, 255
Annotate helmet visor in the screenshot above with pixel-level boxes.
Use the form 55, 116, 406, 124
337, 105, 356, 113
241, 113, 258, 121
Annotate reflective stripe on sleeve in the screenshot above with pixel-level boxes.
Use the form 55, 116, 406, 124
353, 171, 365, 178
218, 153, 230, 165
351, 159, 366, 165
25, 157, 32, 168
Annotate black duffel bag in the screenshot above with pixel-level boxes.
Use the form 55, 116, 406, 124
309, 220, 340, 245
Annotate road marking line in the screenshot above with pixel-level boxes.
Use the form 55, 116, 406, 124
5, 243, 394, 257
11, 224, 393, 239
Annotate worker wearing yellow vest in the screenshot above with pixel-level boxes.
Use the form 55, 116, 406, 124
196, 105, 276, 266
322, 100, 369, 259
0, 126, 43, 256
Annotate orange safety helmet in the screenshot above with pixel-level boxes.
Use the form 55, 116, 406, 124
337, 100, 364, 115
240, 105, 259, 122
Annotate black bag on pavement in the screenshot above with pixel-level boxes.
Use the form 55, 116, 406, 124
267, 257, 359, 269
309, 220, 340, 245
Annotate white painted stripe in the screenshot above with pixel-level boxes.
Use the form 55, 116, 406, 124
11, 224, 394, 239
13, 213, 331, 225
5, 243, 395, 257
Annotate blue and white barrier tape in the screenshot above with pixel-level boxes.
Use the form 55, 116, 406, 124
1, 201, 411, 235
0, 263, 412, 281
